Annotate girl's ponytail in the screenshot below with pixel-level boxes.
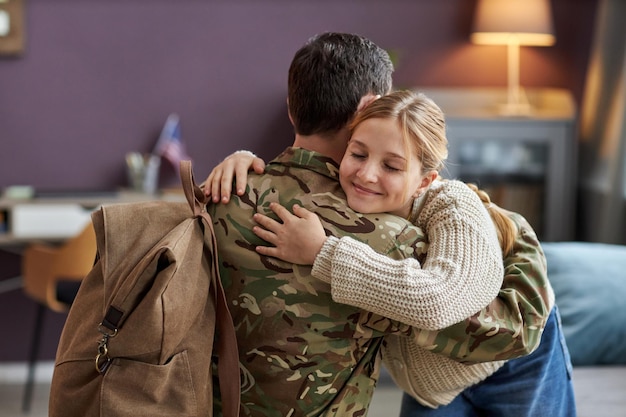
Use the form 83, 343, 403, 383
466, 183, 518, 256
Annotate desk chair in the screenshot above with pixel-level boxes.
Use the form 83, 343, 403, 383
21, 222, 97, 412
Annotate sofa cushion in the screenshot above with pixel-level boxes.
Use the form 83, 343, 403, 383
543, 242, 626, 366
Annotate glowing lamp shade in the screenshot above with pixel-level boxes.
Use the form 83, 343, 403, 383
471, 0, 555, 115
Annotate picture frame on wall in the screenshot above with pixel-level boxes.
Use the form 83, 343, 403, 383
0, 0, 25, 56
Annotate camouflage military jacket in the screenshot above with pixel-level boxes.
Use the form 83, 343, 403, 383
207, 147, 427, 417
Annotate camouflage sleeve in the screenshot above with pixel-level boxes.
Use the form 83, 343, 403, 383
411, 210, 554, 362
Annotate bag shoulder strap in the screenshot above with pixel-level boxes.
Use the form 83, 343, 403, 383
179, 160, 207, 217
180, 160, 241, 417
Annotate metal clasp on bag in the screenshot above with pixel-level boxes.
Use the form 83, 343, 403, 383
95, 323, 118, 374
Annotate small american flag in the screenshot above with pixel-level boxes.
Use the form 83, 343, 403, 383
152, 113, 190, 170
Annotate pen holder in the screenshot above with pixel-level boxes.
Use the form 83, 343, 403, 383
126, 153, 160, 194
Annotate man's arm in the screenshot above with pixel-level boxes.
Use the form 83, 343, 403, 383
414, 211, 553, 362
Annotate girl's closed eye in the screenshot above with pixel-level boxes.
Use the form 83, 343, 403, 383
383, 161, 405, 172
349, 152, 367, 160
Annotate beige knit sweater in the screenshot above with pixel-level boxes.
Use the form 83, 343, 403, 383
311, 179, 506, 407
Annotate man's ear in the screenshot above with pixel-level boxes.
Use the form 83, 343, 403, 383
287, 97, 295, 126
357, 93, 381, 112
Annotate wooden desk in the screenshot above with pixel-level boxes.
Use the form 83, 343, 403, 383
0, 189, 184, 246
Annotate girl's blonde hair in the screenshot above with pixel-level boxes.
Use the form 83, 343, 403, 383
465, 183, 518, 255
350, 90, 518, 255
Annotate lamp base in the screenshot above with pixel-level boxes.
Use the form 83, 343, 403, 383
496, 101, 533, 117
496, 86, 533, 117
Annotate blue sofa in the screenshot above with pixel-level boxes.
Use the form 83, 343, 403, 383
543, 242, 626, 366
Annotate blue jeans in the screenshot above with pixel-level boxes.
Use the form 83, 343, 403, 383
399, 306, 576, 417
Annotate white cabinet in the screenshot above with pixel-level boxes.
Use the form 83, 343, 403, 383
416, 88, 577, 241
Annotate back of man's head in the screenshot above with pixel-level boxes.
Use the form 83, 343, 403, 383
288, 32, 394, 137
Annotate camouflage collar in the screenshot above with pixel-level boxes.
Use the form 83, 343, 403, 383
268, 147, 341, 181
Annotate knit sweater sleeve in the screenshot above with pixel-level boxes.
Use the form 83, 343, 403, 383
311, 180, 503, 330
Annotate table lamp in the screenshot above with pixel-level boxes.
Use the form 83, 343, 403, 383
471, 0, 555, 116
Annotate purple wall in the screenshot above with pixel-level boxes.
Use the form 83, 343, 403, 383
0, 0, 597, 361
0, 0, 597, 189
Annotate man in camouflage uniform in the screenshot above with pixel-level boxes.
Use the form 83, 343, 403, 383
208, 32, 427, 416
